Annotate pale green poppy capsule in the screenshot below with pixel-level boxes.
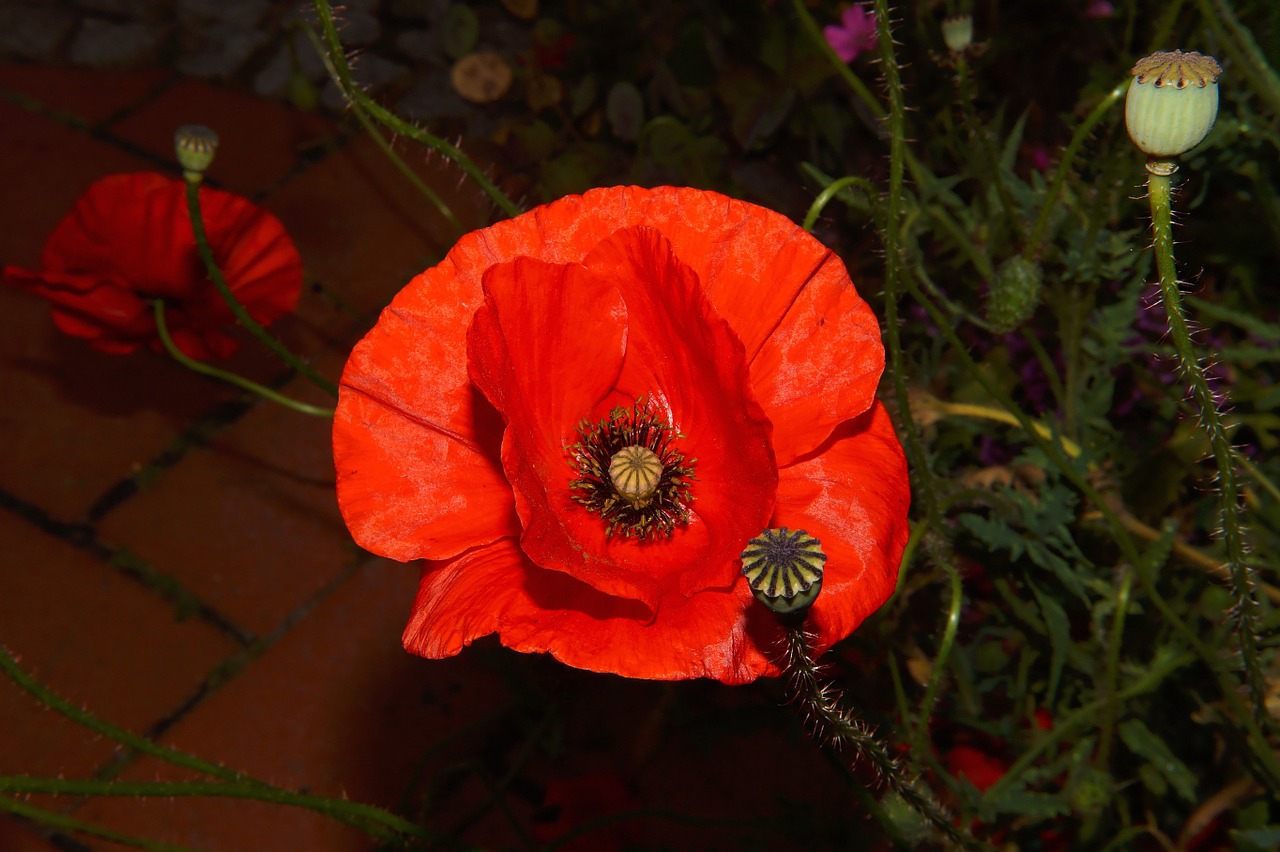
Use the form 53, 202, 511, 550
174, 124, 219, 182
1125, 50, 1222, 163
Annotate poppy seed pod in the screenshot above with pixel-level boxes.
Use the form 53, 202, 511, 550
986, 256, 1043, 334
174, 125, 219, 180
741, 527, 827, 616
941, 14, 974, 53
1125, 50, 1222, 160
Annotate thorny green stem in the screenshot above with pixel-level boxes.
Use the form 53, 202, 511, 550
183, 179, 339, 397
300, 23, 462, 236
154, 302, 335, 418
0, 647, 432, 843
310, 0, 522, 220
0, 795, 190, 852
781, 626, 981, 850
906, 267, 1280, 793
954, 58, 1022, 240
1145, 166, 1266, 721
870, 0, 935, 508
1024, 79, 1129, 262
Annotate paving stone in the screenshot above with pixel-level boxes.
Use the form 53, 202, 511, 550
94, 354, 355, 637
174, 23, 269, 80
0, 62, 171, 127
105, 77, 339, 198
0, 4, 77, 63
176, 0, 269, 29
75, 557, 514, 849
68, 18, 169, 68
0, 511, 240, 782
0, 818, 58, 851
265, 132, 492, 320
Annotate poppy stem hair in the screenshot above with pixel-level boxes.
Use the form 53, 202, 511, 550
778, 625, 980, 849
153, 301, 335, 418
182, 177, 340, 398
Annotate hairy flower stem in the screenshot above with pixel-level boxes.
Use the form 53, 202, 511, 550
153, 302, 335, 417
310, 0, 522, 220
0, 646, 431, 843
183, 179, 339, 398
781, 626, 978, 849
1146, 167, 1266, 720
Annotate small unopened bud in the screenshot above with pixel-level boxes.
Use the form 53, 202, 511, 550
941, 14, 973, 53
1125, 50, 1222, 164
986, 256, 1043, 334
174, 125, 219, 182
741, 527, 826, 616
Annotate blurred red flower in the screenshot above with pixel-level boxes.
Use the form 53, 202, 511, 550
333, 185, 909, 683
3, 173, 302, 360
946, 744, 1010, 793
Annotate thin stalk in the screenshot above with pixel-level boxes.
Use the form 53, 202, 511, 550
300, 22, 462, 235
954, 58, 1022, 239
912, 551, 964, 758
0, 647, 432, 842
0, 795, 191, 852
781, 626, 980, 849
0, 778, 433, 844
1196, 0, 1280, 117
1145, 166, 1266, 720
1024, 80, 1129, 261
870, 0, 935, 505
802, 175, 881, 232
1093, 566, 1135, 770
183, 179, 339, 397
906, 273, 1280, 792
154, 302, 334, 417
309, 0, 522, 219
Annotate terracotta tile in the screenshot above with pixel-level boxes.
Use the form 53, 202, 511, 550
94, 358, 354, 637
0, 63, 172, 126
0, 103, 153, 268
266, 131, 494, 319
76, 557, 515, 849
0, 285, 280, 520
0, 818, 58, 851
105, 78, 340, 198
0, 511, 239, 779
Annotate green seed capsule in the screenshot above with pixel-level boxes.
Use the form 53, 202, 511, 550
986, 256, 1043, 334
941, 14, 973, 53
741, 527, 826, 615
1125, 50, 1222, 160
174, 124, 219, 181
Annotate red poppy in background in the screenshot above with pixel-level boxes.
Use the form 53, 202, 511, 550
946, 745, 1010, 793
333, 185, 909, 683
3, 172, 302, 360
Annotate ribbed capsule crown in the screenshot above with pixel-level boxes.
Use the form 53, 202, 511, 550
740, 527, 827, 615
1125, 50, 1222, 159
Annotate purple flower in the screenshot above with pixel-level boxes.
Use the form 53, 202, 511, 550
824, 4, 878, 63
1086, 0, 1115, 19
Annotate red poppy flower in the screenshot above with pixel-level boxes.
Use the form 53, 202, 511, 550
946, 745, 1009, 793
334, 185, 909, 683
3, 172, 302, 360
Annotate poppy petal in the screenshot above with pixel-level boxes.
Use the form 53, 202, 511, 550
770, 401, 909, 652
403, 537, 781, 682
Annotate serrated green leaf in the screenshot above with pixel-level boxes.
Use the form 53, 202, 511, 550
1118, 718, 1198, 802
985, 790, 1070, 819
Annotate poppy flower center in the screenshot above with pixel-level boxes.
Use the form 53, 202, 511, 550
568, 399, 696, 540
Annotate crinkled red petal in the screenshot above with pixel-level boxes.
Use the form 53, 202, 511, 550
464, 228, 775, 608
770, 400, 910, 653
402, 537, 781, 683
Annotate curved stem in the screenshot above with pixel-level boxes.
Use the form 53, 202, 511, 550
1094, 566, 1135, 770
300, 22, 462, 236
1023, 80, 1129, 261
913, 551, 964, 758
802, 175, 881, 232
0, 795, 190, 852
154, 302, 335, 418
1145, 166, 1266, 720
183, 180, 339, 397
309, 0, 522, 220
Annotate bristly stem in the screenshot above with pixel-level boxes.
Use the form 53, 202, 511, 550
781, 626, 980, 849
153, 301, 335, 418
1145, 166, 1266, 720
309, 0, 523, 220
183, 179, 339, 398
